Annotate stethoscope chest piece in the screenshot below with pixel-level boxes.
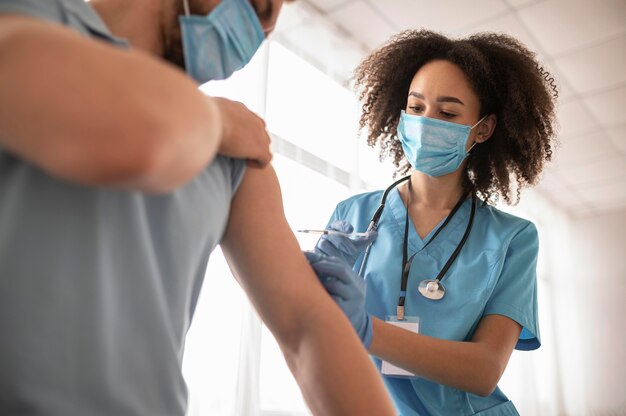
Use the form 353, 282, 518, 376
418, 279, 446, 300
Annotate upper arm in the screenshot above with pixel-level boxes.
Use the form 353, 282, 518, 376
483, 222, 541, 350
0, 14, 150, 163
469, 222, 540, 378
0, 13, 216, 189
220, 165, 339, 343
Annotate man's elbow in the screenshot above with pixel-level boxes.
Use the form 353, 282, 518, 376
267, 315, 307, 356
275, 329, 303, 370
115, 95, 222, 192
258, 304, 314, 371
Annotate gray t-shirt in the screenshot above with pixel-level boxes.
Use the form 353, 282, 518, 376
0, 1, 247, 414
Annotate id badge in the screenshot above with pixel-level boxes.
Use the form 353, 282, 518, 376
380, 315, 420, 378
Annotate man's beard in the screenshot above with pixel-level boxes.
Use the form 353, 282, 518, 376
162, 1, 186, 70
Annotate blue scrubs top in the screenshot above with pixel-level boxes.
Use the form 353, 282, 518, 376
327, 188, 540, 416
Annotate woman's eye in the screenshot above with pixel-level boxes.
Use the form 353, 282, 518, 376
408, 106, 423, 113
441, 111, 457, 118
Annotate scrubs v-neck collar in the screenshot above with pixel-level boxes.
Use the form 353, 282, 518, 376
386, 187, 472, 254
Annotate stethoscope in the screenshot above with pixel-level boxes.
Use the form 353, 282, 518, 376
357, 175, 476, 319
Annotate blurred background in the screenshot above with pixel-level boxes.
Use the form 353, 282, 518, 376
181, 1, 626, 415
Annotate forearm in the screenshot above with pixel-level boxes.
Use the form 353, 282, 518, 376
369, 317, 506, 396
224, 246, 394, 415
0, 15, 221, 192
278, 295, 395, 415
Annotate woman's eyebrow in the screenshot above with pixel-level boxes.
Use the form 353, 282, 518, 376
408, 91, 465, 105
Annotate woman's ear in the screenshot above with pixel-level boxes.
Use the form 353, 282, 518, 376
475, 114, 497, 143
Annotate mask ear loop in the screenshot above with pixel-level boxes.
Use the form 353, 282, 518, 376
182, 0, 190, 16
471, 114, 490, 129
468, 114, 490, 154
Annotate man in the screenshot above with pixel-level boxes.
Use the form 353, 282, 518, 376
0, 0, 394, 414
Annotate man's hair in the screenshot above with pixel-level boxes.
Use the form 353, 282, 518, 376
353, 30, 559, 205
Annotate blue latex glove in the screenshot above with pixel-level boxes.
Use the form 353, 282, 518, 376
314, 220, 377, 268
304, 251, 373, 348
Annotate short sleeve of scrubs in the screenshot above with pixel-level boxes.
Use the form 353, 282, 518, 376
325, 206, 342, 227
324, 194, 375, 229
484, 222, 541, 350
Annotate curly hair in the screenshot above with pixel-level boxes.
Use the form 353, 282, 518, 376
353, 30, 559, 205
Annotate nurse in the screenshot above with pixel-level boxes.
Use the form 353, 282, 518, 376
305, 30, 558, 415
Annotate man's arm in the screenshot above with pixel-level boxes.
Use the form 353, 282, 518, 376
0, 14, 270, 193
221, 166, 395, 415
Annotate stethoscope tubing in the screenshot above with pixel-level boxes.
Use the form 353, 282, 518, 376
357, 175, 412, 276
357, 176, 476, 299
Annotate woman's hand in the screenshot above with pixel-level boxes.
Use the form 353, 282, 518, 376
314, 220, 377, 267
213, 97, 272, 168
304, 251, 373, 347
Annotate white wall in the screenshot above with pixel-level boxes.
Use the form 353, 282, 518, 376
500, 193, 626, 415
498, 191, 574, 415
568, 209, 626, 415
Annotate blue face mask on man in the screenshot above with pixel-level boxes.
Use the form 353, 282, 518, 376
180, 0, 265, 83
396, 110, 488, 177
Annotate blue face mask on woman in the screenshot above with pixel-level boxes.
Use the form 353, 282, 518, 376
396, 110, 488, 177
179, 0, 265, 83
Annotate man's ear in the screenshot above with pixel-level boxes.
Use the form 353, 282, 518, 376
475, 114, 497, 143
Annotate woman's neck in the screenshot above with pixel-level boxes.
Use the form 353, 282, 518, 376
407, 171, 465, 211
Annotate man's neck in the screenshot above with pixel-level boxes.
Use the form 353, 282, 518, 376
90, 0, 166, 56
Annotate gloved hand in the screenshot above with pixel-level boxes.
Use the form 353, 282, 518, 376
304, 251, 373, 348
314, 220, 377, 268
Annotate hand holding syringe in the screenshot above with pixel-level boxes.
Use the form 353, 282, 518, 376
297, 229, 370, 238
299, 221, 377, 270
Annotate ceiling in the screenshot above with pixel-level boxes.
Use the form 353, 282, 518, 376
273, 0, 626, 218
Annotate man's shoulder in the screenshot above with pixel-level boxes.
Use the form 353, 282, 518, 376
0, 0, 127, 46
0, 0, 65, 23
